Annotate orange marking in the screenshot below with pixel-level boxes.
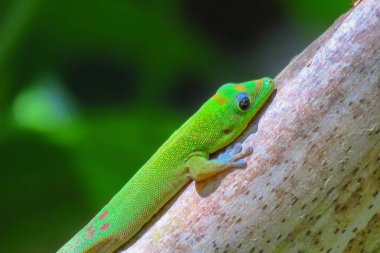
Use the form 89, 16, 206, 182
86, 225, 94, 232
234, 84, 246, 92
99, 223, 110, 232
213, 93, 227, 105
255, 79, 263, 87
253, 79, 263, 98
99, 210, 109, 220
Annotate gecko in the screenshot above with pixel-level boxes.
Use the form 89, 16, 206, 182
58, 77, 275, 253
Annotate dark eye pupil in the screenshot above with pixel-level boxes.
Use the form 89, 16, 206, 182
239, 96, 250, 110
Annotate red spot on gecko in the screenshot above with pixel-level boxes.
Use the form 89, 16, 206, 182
86, 225, 93, 232
84, 232, 95, 240
99, 222, 110, 231
99, 210, 109, 220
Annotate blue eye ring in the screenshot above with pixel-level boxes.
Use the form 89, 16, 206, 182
236, 93, 250, 111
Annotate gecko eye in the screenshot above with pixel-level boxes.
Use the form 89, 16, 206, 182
236, 93, 250, 111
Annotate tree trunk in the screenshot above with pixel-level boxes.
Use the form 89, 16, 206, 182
120, 0, 380, 252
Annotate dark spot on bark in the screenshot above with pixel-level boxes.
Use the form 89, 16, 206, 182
262, 204, 268, 210
277, 234, 282, 240
368, 204, 374, 209
340, 204, 348, 212
312, 197, 318, 203
352, 227, 358, 232
281, 218, 286, 223
348, 101, 353, 106
306, 230, 311, 236
342, 182, 350, 190
326, 135, 334, 141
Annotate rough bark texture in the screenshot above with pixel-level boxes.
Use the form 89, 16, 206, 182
120, 1, 380, 252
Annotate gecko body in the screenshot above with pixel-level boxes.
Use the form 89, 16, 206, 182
59, 77, 274, 253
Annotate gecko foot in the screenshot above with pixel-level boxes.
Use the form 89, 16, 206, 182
215, 143, 253, 169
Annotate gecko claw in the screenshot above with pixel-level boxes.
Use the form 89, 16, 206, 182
230, 143, 243, 155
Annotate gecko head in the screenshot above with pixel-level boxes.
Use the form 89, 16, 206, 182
209, 77, 274, 151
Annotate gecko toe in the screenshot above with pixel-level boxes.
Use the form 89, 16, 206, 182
232, 160, 248, 168
231, 146, 253, 162
230, 143, 243, 155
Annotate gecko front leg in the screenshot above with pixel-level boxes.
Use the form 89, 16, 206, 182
187, 143, 253, 182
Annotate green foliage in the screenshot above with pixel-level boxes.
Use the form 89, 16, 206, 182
282, 0, 352, 35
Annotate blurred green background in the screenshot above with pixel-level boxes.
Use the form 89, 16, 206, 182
0, 0, 350, 252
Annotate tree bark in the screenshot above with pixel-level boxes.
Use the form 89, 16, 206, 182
120, 0, 380, 252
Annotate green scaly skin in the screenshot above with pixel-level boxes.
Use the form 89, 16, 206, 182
58, 77, 275, 253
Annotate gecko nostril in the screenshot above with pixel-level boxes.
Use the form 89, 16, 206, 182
223, 128, 232, 134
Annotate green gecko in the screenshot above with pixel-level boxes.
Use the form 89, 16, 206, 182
58, 77, 275, 253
